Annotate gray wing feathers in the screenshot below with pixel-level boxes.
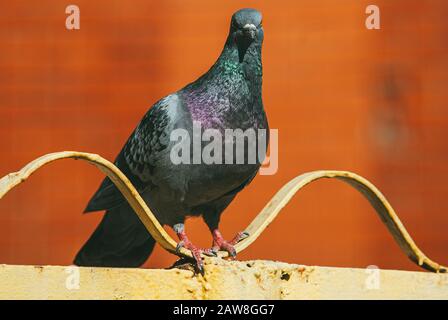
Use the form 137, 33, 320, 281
84, 94, 180, 213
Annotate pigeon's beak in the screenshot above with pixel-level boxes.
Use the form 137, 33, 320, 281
242, 24, 257, 40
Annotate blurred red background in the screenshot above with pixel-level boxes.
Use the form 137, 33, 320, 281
0, 0, 447, 272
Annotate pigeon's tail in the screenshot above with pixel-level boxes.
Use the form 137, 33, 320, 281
74, 203, 155, 268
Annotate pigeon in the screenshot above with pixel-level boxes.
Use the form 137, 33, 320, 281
74, 8, 268, 273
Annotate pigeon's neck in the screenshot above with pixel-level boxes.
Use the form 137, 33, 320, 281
214, 40, 263, 95
181, 38, 263, 128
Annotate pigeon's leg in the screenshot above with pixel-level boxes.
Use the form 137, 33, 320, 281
202, 211, 249, 259
173, 223, 215, 274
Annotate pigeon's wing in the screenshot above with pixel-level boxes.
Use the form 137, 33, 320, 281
84, 95, 177, 213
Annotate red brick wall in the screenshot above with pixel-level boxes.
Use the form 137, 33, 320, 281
0, 0, 446, 271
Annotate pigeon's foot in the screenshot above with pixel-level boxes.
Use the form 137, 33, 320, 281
175, 228, 216, 275
211, 229, 249, 259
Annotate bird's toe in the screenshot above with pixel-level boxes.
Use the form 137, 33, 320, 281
230, 231, 249, 245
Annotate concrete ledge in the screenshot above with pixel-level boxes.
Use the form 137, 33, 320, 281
1, 258, 447, 299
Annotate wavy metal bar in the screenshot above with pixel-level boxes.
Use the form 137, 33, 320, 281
0, 151, 446, 273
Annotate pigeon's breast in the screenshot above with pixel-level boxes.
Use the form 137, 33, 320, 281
160, 88, 267, 207
181, 73, 256, 130
151, 72, 267, 209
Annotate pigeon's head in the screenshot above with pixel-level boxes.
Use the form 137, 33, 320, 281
228, 8, 263, 61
